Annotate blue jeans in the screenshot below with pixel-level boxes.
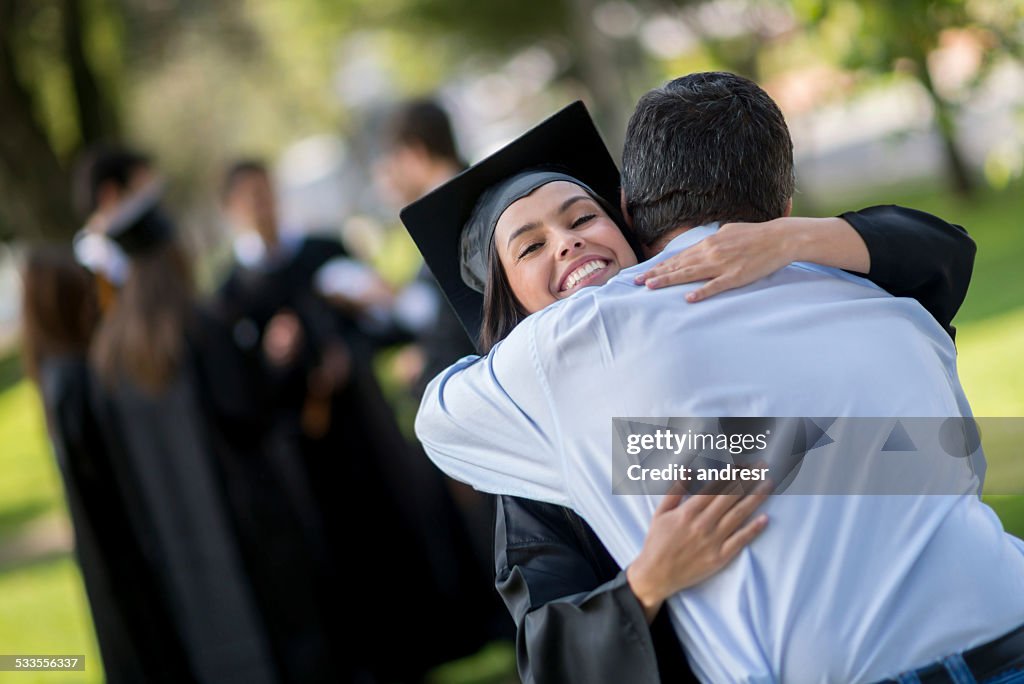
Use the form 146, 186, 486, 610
893, 653, 1024, 684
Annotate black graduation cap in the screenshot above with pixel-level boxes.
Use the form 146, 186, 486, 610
104, 180, 175, 256
399, 100, 621, 349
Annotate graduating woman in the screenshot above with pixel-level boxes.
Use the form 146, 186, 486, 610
401, 101, 978, 683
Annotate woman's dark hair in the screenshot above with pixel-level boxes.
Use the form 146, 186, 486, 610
21, 246, 100, 382
73, 145, 152, 218
479, 244, 528, 353
90, 239, 194, 393
478, 189, 641, 353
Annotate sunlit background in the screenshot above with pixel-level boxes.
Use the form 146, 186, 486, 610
0, 0, 1022, 681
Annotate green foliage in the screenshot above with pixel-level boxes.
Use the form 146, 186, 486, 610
797, 178, 1024, 327
846, 0, 967, 66
986, 496, 1024, 538
7, 0, 124, 159
803, 0, 1022, 81
374, 0, 570, 54
9, 1, 80, 158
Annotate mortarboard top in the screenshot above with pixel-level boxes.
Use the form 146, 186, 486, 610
104, 180, 175, 256
399, 100, 621, 350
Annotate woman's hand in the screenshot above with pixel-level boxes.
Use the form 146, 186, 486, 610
626, 480, 770, 623
634, 217, 870, 302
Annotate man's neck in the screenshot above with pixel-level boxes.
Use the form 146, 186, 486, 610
642, 225, 695, 259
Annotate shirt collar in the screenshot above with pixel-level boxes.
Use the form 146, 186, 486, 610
656, 222, 721, 257
233, 231, 303, 271
617, 222, 721, 281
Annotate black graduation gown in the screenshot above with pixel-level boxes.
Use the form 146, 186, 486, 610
405, 266, 510, 635
496, 496, 696, 684
493, 204, 976, 684
409, 266, 479, 400
214, 236, 495, 679
89, 339, 278, 684
838, 204, 975, 341
40, 356, 194, 684
188, 309, 346, 683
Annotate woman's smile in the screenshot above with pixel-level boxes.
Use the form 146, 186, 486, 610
558, 256, 611, 293
494, 181, 637, 314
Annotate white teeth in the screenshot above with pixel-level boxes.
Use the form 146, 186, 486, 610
563, 260, 607, 291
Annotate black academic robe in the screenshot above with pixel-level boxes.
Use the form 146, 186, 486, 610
89, 339, 279, 684
493, 204, 975, 684
839, 204, 975, 341
214, 236, 495, 680
496, 496, 696, 684
410, 265, 479, 400
405, 266, 509, 631
40, 356, 193, 684
188, 309, 346, 683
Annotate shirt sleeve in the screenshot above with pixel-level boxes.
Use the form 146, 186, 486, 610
415, 323, 570, 507
840, 205, 976, 341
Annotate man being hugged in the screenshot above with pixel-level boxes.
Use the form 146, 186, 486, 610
415, 72, 1024, 683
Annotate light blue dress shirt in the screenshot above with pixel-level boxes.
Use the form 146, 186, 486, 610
416, 225, 1024, 683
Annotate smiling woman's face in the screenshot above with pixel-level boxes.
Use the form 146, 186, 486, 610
493, 181, 637, 314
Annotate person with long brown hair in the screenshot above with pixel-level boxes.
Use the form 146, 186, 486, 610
21, 245, 192, 683
76, 161, 281, 682
21, 247, 98, 384
85, 144, 401, 681
90, 236, 193, 392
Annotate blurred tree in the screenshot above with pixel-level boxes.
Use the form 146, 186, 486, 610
0, 0, 285, 242
0, 0, 121, 241
62, 0, 119, 143
802, 0, 1024, 198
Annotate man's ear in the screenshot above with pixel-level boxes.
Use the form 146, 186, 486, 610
619, 188, 633, 228
784, 197, 793, 217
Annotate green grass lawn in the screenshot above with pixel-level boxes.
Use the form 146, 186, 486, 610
796, 179, 1024, 328
800, 180, 1024, 520
0, 179, 1021, 681
0, 557, 102, 684
0, 382, 65, 537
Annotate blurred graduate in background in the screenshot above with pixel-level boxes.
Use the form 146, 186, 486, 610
214, 158, 500, 680
71, 146, 280, 682
375, 104, 513, 640
375, 98, 477, 398
21, 244, 196, 683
